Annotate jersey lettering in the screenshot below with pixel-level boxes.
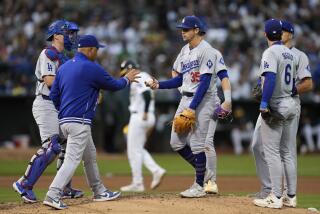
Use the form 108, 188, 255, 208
284, 64, 291, 85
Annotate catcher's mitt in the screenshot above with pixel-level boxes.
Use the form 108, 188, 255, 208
213, 105, 233, 123
173, 108, 196, 134
252, 83, 262, 102
261, 108, 285, 124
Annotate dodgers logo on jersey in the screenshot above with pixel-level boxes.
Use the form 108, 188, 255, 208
207, 59, 213, 69
181, 60, 200, 73
264, 61, 269, 69
219, 57, 225, 65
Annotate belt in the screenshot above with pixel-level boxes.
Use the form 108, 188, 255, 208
39, 95, 51, 100
131, 111, 138, 114
182, 91, 194, 97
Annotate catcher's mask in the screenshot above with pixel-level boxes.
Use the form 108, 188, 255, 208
120, 60, 139, 76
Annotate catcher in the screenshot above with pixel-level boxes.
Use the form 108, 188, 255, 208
146, 15, 232, 198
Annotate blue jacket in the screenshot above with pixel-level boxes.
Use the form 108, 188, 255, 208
50, 52, 129, 125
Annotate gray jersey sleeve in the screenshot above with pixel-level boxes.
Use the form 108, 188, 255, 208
198, 48, 217, 75
173, 53, 181, 73
41, 53, 57, 77
214, 50, 227, 74
260, 49, 277, 75
296, 52, 312, 81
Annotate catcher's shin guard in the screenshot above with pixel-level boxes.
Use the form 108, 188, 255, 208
19, 135, 61, 189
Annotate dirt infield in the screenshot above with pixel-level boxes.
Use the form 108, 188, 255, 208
0, 193, 311, 214
0, 175, 318, 214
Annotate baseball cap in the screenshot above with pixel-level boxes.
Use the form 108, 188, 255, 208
264, 19, 282, 36
281, 20, 294, 34
120, 60, 139, 70
176, 15, 206, 32
78, 35, 105, 49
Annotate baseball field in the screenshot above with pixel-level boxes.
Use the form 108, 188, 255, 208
0, 149, 319, 214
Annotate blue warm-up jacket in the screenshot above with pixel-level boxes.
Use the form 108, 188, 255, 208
50, 52, 129, 125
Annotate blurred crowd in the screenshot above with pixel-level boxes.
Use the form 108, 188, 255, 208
1, 0, 320, 101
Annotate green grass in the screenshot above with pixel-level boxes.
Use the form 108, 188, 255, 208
0, 154, 319, 177
0, 153, 319, 209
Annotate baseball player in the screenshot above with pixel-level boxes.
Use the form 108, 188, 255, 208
146, 15, 231, 198
251, 20, 313, 208
13, 20, 83, 203
253, 19, 298, 209
119, 60, 166, 192
43, 35, 140, 209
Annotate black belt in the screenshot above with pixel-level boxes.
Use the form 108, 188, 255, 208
182, 91, 194, 97
40, 95, 51, 100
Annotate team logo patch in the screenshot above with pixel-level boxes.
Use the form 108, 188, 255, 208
264, 61, 269, 69
206, 59, 213, 69
219, 57, 225, 65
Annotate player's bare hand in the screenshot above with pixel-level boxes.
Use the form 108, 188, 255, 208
143, 112, 148, 121
125, 69, 140, 83
145, 77, 159, 89
221, 101, 232, 111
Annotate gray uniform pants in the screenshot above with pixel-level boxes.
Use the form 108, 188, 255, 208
260, 97, 298, 197
170, 94, 215, 154
47, 123, 106, 199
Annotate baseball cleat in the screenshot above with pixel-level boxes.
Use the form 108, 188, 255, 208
151, 168, 166, 189
180, 183, 206, 198
13, 181, 37, 203
283, 194, 297, 207
253, 193, 282, 209
62, 187, 84, 199
204, 180, 218, 194
120, 183, 144, 192
43, 195, 67, 210
93, 189, 121, 202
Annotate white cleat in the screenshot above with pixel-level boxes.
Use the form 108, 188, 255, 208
151, 169, 166, 189
253, 193, 283, 209
204, 180, 218, 194
120, 183, 144, 192
283, 194, 297, 207
180, 183, 206, 198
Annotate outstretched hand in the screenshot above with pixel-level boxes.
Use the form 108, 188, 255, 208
125, 69, 141, 83
145, 77, 159, 90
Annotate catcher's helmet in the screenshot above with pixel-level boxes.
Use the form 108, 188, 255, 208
120, 60, 139, 76
46, 20, 70, 41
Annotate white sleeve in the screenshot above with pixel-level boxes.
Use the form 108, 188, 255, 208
40, 53, 57, 77
297, 52, 312, 81
198, 48, 217, 75
260, 49, 277, 75
214, 50, 227, 74
173, 53, 181, 73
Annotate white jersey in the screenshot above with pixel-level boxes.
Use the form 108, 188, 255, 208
129, 72, 155, 114
173, 40, 227, 94
34, 49, 59, 96
291, 47, 312, 83
260, 44, 297, 100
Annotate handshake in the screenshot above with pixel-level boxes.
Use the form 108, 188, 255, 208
145, 77, 159, 89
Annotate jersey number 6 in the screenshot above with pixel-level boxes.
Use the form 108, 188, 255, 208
284, 64, 291, 85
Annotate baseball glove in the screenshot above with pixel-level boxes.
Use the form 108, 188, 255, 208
213, 105, 233, 123
173, 108, 196, 134
261, 108, 285, 124
252, 83, 262, 102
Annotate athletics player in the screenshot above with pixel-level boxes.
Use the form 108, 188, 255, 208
119, 60, 166, 192
253, 19, 298, 209
13, 20, 83, 203
146, 15, 230, 198
251, 20, 313, 208
44, 35, 140, 209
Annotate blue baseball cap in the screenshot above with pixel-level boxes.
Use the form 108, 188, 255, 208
176, 16, 206, 32
78, 35, 105, 49
264, 19, 282, 36
281, 20, 294, 34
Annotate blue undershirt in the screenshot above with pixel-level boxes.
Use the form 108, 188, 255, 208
260, 72, 276, 109
189, 73, 212, 110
